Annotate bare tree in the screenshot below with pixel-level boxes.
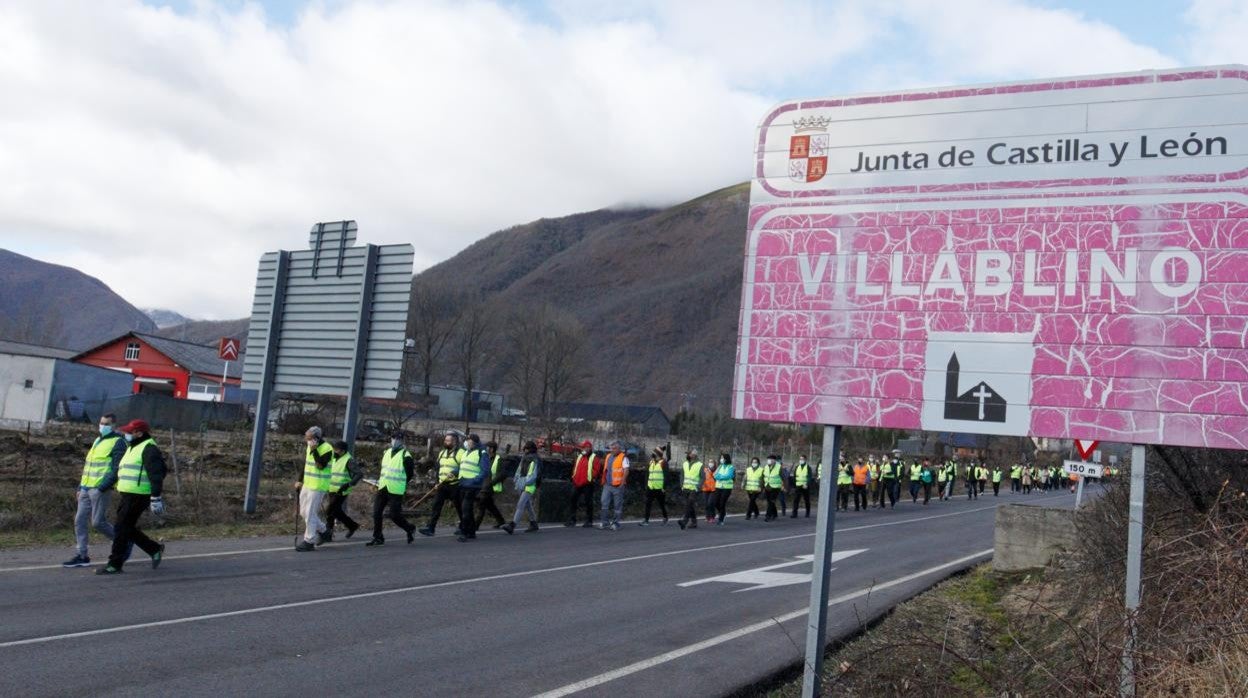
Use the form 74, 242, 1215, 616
405, 279, 461, 397
540, 312, 588, 418
451, 295, 491, 431
502, 305, 589, 434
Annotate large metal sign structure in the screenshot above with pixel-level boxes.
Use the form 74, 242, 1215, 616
733, 66, 1248, 697
241, 221, 414, 512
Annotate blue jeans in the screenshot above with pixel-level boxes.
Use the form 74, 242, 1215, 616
75, 488, 115, 557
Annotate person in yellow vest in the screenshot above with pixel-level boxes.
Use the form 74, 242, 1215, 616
97, 420, 166, 575
712, 453, 735, 526
867, 458, 881, 507
964, 462, 979, 500
763, 455, 784, 521
1009, 463, 1023, 493
503, 441, 541, 535
599, 441, 630, 531
365, 432, 416, 546
744, 457, 764, 520
322, 440, 361, 542
935, 459, 948, 502
836, 461, 853, 511
640, 448, 669, 526
475, 441, 507, 530
976, 463, 989, 495
292, 426, 333, 552
877, 458, 898, 509
454, 434, 489, 542
566, 443, 599, 527
992, 465, 1004, 496
63, 413, 126, 568
419, 432, 463, 537
677, 450, 704, 530
905, 459, 922, 503
790, 456, 813, 518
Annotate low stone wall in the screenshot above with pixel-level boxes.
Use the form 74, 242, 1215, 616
993, 504, 1077, 572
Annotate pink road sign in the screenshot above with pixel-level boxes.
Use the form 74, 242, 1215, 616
733, 66, 1248, 450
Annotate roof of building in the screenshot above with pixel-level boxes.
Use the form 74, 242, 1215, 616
0, 338, 78, 360
75, 332, 243, 379
550, 402, 670, 425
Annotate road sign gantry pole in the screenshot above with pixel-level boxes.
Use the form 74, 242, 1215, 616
243, 251, 290, 514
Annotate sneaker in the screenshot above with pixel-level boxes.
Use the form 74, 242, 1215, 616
502, 522, 515, 535
407, 529, 415, 544
295, 541, 315, 552
365, 538, 385, 546
677, 520, 687, 530
717, 520, 725, 527
418, 527, 435, 537
95, 565, 122, 575
457, 535, 472, 542
151, 543, 165, 569
453, 528, 463, 537
611, 522, 621, 531
493, 523, 504, 529
345, 524, 358, 539
526, 522, 539, 533
599, 523, 608, 530
688, 522, 698, 529
638, 521, 650, 527
316, 531, 331, 545
564, 521, 575, 527
662, 518, 669, 525
581, 522, 594, 528
62, 554, 90, 568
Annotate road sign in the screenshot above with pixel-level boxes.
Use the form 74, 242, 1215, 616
218, 337, 240, 362
1063, 459, 1104, 478
732, 65, 1248, 452
1075, 439, 1099, 460
240, 221, 414, 513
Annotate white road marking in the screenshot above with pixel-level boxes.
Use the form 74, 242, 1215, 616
530, 548, 995, 698
678, 549, 867, 592
0, 492, 1070, 574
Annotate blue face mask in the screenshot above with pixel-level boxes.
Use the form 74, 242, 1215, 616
123, 433, 134, 443
99, 425, 113, 436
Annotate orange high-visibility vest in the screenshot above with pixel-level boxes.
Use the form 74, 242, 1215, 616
852, 464, 869, 486
607, 453, 627, 487
701, 467, 716, 493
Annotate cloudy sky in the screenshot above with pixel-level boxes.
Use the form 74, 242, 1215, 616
1, 0, 1246, 319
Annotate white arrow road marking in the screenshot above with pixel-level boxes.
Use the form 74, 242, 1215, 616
678, 549, 867, 592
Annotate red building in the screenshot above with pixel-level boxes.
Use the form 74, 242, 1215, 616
74, 332, 242, 401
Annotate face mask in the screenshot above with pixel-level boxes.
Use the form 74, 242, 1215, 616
124, 433, 134, 443
767, 459, 775, 465
391, 440, 402, 449
99, 425, 113, 436
719, 458, 726, 465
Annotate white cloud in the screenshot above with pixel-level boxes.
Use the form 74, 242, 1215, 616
0, 0, 1194, 320
1184, 0, 1248, 65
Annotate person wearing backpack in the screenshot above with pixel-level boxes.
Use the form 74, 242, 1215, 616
503, 441, 541, 534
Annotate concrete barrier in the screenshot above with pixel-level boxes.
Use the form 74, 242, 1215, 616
993, 504, 1078, 572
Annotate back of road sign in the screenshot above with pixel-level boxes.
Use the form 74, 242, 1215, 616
241, 221, 414, 400
733, 65, 1248, 451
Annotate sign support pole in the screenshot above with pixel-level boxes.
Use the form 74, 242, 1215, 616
243, 251, 290, 514
1119, 443, 1146, 697
220, 360, 229, 402
802, 424, 842, 698
1074, 476, 1085, 508
342, 244, 379, 446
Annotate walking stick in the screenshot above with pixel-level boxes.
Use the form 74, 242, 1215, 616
293, 489, 301, 547
408, 482, 442, 509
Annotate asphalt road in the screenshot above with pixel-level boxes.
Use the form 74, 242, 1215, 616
0, 487, 1077, 697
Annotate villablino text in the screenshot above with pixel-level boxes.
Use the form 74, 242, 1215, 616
848, 133, 1228, 173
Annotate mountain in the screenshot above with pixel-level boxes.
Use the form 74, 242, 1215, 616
416, 183, 749, 413
0, 248, 158, 350
154, 318, 250, 349
142, 308, 193, 328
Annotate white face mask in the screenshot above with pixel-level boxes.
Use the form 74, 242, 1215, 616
124, 433, 134, 443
